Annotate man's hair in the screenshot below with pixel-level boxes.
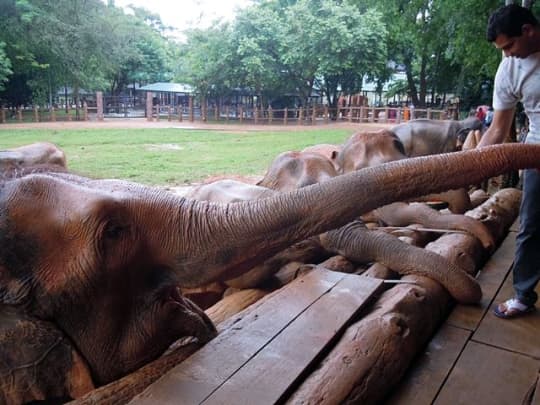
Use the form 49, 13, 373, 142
487, 4, 539, 42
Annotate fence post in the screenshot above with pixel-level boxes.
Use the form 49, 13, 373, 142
284, 108, 288, 125
83, 102, 88, 121
96, 91, 104, 121
324, 105, 329, 124
16, 107, 22, 122
298, 108, 303, 125
348, 107, 353, 123
66, 103, 72, 121
168, 106, 172, 121
254, 107, 258, 124
146, 92, 153, 122
33, 106, 39, 122
268, 106, 273, 124
239, 105, 243, 123
384, 106, 389, 123
202, 100, 207, 122
427, 108, 432, 119
178, 105, 183, 122
154, 105, 160, 121
397, 107, 402, 124
311, 106, 316, 124
0, 107, 5, 123
214, 105, 219, 122
189, 97, 194, 122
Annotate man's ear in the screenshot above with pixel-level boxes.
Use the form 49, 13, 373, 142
521, 23, 533, 36
0, 265, 31, 306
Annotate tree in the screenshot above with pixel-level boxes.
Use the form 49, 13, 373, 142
0, 42, 12, 91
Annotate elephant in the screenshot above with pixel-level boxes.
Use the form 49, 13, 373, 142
187, 179, 275, 203
0, 143, 539, 394
391, 117, 483, 157
257, 150, 338, 191
0, 142, 67, 171
335, 129, 407, 173
301, 143, 341, 172
335, 130, 471, 213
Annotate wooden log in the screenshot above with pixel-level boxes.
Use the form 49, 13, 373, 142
205, 288, 269, 328
70, 342, 201, 405
285, 189, 521, 404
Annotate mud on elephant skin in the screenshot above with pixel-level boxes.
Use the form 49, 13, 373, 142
0, 144, 539, 392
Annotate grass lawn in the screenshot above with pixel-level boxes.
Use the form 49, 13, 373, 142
0, 127, 354, 185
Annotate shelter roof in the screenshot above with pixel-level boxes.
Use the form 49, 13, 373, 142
139, 82, 193, 93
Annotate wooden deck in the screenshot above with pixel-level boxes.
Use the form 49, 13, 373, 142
129, 219, 539, 405
387, 220, 540, 405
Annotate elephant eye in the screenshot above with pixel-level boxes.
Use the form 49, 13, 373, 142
104, 221, 128, 240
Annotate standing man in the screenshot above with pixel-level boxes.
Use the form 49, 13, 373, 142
478, 4, 540, 318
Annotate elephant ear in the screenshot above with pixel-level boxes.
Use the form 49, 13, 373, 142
0, 265, 32, 306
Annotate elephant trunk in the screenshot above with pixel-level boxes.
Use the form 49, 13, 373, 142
319, 221, 481, 303
162, 144, 539, 288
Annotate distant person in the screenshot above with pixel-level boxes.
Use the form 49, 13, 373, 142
479, 4, 540, 319
484, 106, 494, 128
475, 106, 486, 123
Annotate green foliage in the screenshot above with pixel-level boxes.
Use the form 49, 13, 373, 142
0, 0, 175, 105
2, 0, 539, 110
0, 42, 12, 91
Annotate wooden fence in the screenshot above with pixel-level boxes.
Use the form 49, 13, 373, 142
146, 104, 448, 125
0, 91, 449, 125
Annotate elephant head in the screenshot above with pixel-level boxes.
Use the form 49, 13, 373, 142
336, 130, 407, 173
0, 144, 538, 385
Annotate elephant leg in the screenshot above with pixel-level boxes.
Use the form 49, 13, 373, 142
0, 306, 95, 404
318, 221, 481, 304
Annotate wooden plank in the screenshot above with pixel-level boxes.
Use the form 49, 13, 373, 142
446, 233, 516, 331
472, 272, 540, 358
434, 341, 538, 405
202, 275, 382, 405
385, 324, 471, 405
509, 217, 520, 233
130, 269, 381, 404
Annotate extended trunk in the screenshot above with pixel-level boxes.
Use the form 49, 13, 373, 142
152, 144, 539, 288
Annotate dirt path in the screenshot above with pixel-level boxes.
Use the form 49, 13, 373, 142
0, 118, 393, 132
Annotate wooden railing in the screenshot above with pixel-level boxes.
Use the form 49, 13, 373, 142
147, 105, 449, 125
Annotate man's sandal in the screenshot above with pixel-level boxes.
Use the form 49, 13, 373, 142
493, 298, 535, 319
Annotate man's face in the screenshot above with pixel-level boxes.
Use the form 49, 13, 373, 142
494, 24, 535, 58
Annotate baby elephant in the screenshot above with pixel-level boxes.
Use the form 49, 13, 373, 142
0, 142, 67, 171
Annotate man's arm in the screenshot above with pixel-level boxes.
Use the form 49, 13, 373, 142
477, 108, 515, 147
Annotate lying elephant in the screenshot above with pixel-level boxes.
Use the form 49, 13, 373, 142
391, 117, 483, 157
301, 143, 341, 172
335, 129, 407, 173
188, 179, 275, 202
0, 144, 539, 397
0, 142, 67, 171
257, 150, 338, 191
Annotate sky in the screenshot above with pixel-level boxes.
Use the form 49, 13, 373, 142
112, 0, 253, 35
